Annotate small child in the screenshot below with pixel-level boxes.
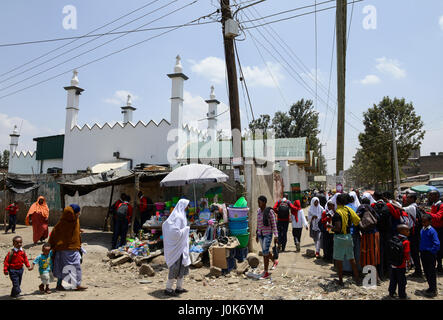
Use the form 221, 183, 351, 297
419, 214, 440, 298
388, 224, 411, 299
3, 236, 32, 298
5, 201, 19, 234
30, 242, 53, 294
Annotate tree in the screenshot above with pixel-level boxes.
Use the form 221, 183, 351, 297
0, 150, 9, 168
248, 114, 271, 138
248, 99, 326, 174
351, 97, 425, 190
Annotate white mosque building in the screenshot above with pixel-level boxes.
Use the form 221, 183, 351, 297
8, 56, 220, 174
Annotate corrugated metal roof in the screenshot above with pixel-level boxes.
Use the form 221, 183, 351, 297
179, 137, 307, 161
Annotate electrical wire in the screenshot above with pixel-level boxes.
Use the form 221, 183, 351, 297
0, 0, 187, 89
0, 7, 213, 101
0, 0, 163, 78
241, 0, 364, 30
0, 1, 199, 92
241, 9, 362, 134
0, 21, 218, 48
234, 40, 255, 120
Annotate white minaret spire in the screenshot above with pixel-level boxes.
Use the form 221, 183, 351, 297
206, 85, 220, 142
167, 55, 188, 130
64, 69, 84, 132
121, 94, 136, 124
9, 125, 19, 155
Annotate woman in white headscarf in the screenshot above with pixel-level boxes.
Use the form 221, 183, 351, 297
362, 192, 375, 205
348, 191, 361, 211
162, 199, 191, 296
308, 197, 324, 257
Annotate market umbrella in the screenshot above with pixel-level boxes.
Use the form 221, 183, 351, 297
160, 164, 229, 208
411, 185, 438, 194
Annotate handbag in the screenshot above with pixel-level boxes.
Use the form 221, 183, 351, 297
272, 244, 279, 260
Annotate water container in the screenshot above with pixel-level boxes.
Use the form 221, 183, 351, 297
227, 207, 249, 219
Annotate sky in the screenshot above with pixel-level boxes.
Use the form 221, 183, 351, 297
0, 0, 442, 174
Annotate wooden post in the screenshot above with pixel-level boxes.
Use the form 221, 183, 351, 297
130, 174, 140, 238
103, 184, 115, 232
3, 174, 6, 230
336, 0, 347, 176
221, 0, 243, 183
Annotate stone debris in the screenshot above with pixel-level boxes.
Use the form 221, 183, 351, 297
236, 261, 250, 275
110, 254, 131, 266
209, 266, 222, 277
247, 253, 260, 268
139, 280, 153, 284
107, 250, 124, 259
227, 279, 239, 284
139, 264, 155, 277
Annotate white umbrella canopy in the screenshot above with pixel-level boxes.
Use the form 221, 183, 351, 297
160, 164, 229, 187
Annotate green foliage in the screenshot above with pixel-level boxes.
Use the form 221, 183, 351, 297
0, 150, 9, 168
248, 99, 325, 173
350, 96, 425, 188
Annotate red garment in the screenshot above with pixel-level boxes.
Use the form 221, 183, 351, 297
117, 202, 133, 224
428, 202, 443, 229
292, 200, 301, 222
394, 236, 410, 269
5, 204, 18, 215
139, 196, 148, 213
31, 211, 49, 243
3, 250, 30, 273
321, 211, 332, 230
273, 200, 297, 222
386, 203, 401, 220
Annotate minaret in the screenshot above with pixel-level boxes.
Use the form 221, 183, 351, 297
121, 94, 136, 124
9, 125, 19, 155
205, 85, 220, 141
167, 55, 188, 130
64, 70, 84, 133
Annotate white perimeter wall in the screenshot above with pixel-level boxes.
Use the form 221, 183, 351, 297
280, 161, 309, 191
9, 153, 39, 174
41, 159, 63, 173
62, 121, 174, 173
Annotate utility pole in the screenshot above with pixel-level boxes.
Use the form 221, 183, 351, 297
336, 0, 347, 176
220, 0, 243, 175
392, 128, 401, 198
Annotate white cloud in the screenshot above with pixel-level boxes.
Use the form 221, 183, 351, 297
189, 57, 226, 84
183, 90, 230, 131
0, 113, 56, 153
359, 74, 381, 85
104, 90, 139, 105
189, 57, 284, 88
242, 62, 284, 88
375, 57, 406, 79
439, 15, 443, 30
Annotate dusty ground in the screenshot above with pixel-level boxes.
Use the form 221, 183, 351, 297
1, 208, 443, 300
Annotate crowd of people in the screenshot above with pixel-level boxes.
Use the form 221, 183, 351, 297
258, 189, 443, 299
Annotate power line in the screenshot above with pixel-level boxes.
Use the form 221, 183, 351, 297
0, 1, 199, 92
242, 0, 364, 30
234, 40, 255, 120
0, 0, 182, 88
0, 21, 217, 48
0, 6, 210, 101
242, 8, 361, 133
0, 0, 163, 78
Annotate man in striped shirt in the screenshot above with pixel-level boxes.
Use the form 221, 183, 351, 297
256, 195, 278, 280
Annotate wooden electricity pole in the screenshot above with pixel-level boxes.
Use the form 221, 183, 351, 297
220, 0, 243, 173
336, 0, 347, 176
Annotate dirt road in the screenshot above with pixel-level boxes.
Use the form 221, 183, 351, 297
1, 208, 442, 300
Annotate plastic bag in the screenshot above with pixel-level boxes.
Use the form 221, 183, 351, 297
233, 196, 248, 208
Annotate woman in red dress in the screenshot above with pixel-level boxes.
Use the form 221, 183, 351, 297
26, 196, 50, 244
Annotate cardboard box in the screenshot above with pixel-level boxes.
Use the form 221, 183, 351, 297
209, 247, 228, 269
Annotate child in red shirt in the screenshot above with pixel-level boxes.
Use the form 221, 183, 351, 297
3, 236, 32, 298
5, 201, 18, 234
388, 224, 411, 299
